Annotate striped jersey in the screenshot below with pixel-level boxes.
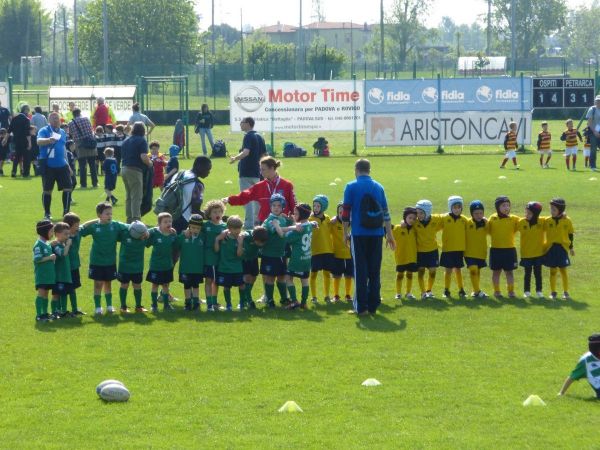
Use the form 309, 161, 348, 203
570, 352, 600, 390
584, 128, 591, 149
504, 130, 518, 150
561, 128, 582, 148
537, 131, 552, 151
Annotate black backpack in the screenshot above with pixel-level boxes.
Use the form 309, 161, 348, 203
360, 192, 384, 229
212, 140, 227, 158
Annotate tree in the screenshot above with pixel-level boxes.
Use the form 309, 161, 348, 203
557, 4, 600, 62
0, 0, 48, 64
491, 0, 566, 58
207, 23, 241, 47
307, 37, 346, 79
78, 0, 200, 81
312, 0, 326, 22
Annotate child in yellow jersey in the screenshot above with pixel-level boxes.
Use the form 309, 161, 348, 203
518, 202, 546, 298
309, 194, 334, 303
330, 202, 353, 303
392, 207, 418, 300
583, 126, 592, 168
560, 119, 583, 171
414, 199, 444, 299
440, 196, 468, 298
465, 200, 488, 298
542, 198, 575, 299
500, 121, 520, 169
537, 121, 552, 168
487, 196, 520, 298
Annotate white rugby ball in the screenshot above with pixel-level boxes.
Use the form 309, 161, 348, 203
100, 383, 130, 402
129, 220, 148, 239
96, 379, 125, 395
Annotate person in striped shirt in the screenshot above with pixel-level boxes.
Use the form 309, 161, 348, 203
559, 334, 600, 399
583, 126, 592, 168
560, 119, 582, 171
537, 121, 552, 168
500, 122, 519, 169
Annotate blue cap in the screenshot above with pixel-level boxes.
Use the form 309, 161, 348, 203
415, 199, 432, 219
169, 145, 180, 157
313, 194, 329, 213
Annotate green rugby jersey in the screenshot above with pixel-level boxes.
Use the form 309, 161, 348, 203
176, 232, 205, 274
118, 227, 146, 274
202, 222, 227, 266
286, 223, 313, 273
571, 351, 600, 389
33, 239, 55, 286
68, 231, 81, 270
217, 235, 243, 274
146, 228, 177, 271
80, 221, 127, 266
262, 214, 291, 258
242, 231, 262, 261
53, 242, 72, 283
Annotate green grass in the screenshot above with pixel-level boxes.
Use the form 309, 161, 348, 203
1, 147, 600, 448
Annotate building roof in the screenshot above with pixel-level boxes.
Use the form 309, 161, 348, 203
258, 23, 298, 33
304, 21, 371, 30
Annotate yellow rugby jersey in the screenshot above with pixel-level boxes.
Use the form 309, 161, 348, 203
544, 215, 574, 252
561, 128, 582, 148
309, 214, 333, 255
504, 131, 518, 150
537, 131, 551, 151
414, 214, 443, 253
441, 214, 467, 252
329, 218, 351, 259
465, 218, 488, 260
486, 213, 519, 248
585, 131, 591, 149
517, 217, 546, 258
392, 224, 417, 265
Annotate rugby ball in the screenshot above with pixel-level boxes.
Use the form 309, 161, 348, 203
96, 379, 125, 395
99, 383, 130, 402
129, 221, 148, 239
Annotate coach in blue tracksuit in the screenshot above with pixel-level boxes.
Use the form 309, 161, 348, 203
342, 159, 395, 315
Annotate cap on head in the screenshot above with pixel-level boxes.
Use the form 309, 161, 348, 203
589, 334, 600, 358
415, 199, 433, 219
595, 95, 600, 102
270, 193, 286, 208
469, 200, 484, 214
447, 195, 463, 213
313, 194, 329, 213
526, 201, 543, 217
36, 219, 53, 237
188, 214, 203, 227
550, 197, 566, 214
494, 196, 510, 213
169, 145, 180, 157
403, 206, 418, 221
296, 203, 312, 221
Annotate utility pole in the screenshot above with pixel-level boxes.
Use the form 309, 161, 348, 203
240, 8, 244, 77
103, 0, 109, 84
52, 10, 57, 85
63, 6, 69, 84
380, 0, 384, 77
299, 0, 304, 78
486, 0, 491, 55
74, 0, 79, 83
510, 0, 516, 76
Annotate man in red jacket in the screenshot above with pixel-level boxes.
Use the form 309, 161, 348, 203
223, 156, 296, 224
91, 97, 116, 128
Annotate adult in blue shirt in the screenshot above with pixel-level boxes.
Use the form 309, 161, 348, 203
121, 121, 152, 223
229, 116, 266, 229
37, 112, 73, 219
342, 159, 395, 315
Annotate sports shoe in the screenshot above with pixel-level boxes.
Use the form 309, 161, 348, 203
344, 295, 352, 303
72, 309, 86, 316
324, 296, 332, 304
499, 165, 506, 169
191, 302, 200, 311
106, 306, 116, 314
248, 301, 256, 309
95, 307, 103, 315
523, 291, 531, 298
543, 163, 550, 169
286, 301, 300, 310
163, 303, 175, 311
225, 304, 233, 311
536, 291, 544, 299
151, 305, 159, 313
395, 293, 402, 300
550, 291, 558, 300
44, 213, 52, 221
426, 291, 434, 298
493, 292, 503, 299
256, 295, 266, 304
184, 300, 192, 311
135, 306, 148, 313
206, 305, 214, 312
36, 314, 49, 322
311, 297, 319, 304
405, 293, 416, 300
267, 300, 276, 308
477, 291, 488, 298
515, 165, 520, 170
562, 291, 571, 300
333, 295, 341, 303
458, 289, 466, 298
443, 289, 451, 298
508, 291, 517, 298
421, 292, 428, 300
120, 307, 130, 313
237, 303, 244, 311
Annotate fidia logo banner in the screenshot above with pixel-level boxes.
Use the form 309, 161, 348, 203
230, 81, 364, 132
365, 78, 532, 113
366, 111, 532, 146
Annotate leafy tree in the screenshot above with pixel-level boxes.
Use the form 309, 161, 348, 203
0, 0, 48, 64
386, 0, 434, 69
307, 37, 346, 79
78, 0, 200, 81
557, 4, 600, 62
491, 0, 566, 58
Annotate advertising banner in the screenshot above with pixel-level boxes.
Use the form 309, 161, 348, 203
48, 85, 136, 122
365, 77, 532, 113
230, 80, 364, 132
366, 111, 532, 147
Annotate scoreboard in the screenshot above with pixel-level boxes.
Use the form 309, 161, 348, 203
533, 78, 595, 108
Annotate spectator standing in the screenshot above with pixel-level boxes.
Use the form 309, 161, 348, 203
31, 106, 47, 131
91, 97, 116, 128
3, 104, 32, 177
194, 103, 214, 156
127, 102, 155, 136
0, 99, 11, 129
121, 122, 152, 223
68, 108, 98, 188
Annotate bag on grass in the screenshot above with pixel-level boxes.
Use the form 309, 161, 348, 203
211, 140, 227, 158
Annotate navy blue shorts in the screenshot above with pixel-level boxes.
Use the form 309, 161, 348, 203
216, 272, 244, 288
464, 257, 487, 268
396, 263, 418, 273
35, 284, 55, 291
260, 256, 287, 276
179, 273, 204, 289
543, 243, 571, 268
311, 253, 334, 272
242, 258, 260, 277
489, 248, 518, 271
417, 250, 439, 268
204, 265, 218, 280
520, 256, 543, 268
88, 264, 117, 281
118, 272, 143, 284
71, 268, 81, 289
104, 179, 116, 191
53, 282, 72, 296
331, 257, 354, 277
287, 270, 310, 279
146, 269, 174, 285
440, 251, 464, 269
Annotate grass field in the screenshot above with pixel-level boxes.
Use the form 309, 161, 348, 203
2, 135, 600, 448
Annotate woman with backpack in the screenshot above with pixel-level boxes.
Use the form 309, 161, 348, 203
195, 104, 214, 156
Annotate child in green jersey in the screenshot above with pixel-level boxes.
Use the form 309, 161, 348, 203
80, 202, 128, 315
241, 226, 268, 310
176, 214, 205, 311
214, 215, 245, 311
50, 222, 73, 318
274, 203, 313, 310
261, 193, 293, 308
33, 219, 56, 322
117, 221, 150, 313
559, 334, 600, 399
62, 212, 86, 316
146, 212, 178, 312
202, 200, 227, 311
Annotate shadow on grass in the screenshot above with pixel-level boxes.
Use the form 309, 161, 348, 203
396, 295, 588, 311
355, 314, 407, 333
